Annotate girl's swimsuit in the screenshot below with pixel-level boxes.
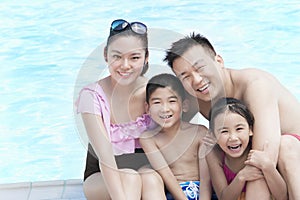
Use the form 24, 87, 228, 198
223, 158, 246, 192
222, 152, 246, 200
76, 82, 151, 180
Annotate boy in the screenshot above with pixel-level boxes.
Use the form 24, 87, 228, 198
140, 73, 212, 200
164, 32, 300, 199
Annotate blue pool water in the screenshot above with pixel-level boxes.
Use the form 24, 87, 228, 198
1, 0, 299, 184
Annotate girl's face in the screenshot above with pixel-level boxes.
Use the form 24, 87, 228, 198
106, 36, 148, 85
213, 111, 252, 158
147, 87, 183, 130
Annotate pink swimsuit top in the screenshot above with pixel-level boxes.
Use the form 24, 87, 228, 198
76, 82, 151, 155
223, 153, 247, 192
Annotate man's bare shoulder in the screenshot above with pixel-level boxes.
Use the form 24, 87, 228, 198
231, 68, 276, 83
229, 68, 281, 98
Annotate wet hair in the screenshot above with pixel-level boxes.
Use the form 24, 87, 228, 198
146, 73, 186, 104
209, 98, 254, 135
164, 32, 216, 69
105, 23, 149, 75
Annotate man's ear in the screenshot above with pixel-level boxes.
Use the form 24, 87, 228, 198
182, 99, 189, 113
215, 54, 224, 67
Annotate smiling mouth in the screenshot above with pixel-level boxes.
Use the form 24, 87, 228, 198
118, 71, 132, 77
228, 144, 242, 150
159, 114, 172, 119
197, 83, 209, 93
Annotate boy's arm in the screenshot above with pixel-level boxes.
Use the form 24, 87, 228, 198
245, 142, 288, 200
139, 134, 187, 200
199, 152, 211, 200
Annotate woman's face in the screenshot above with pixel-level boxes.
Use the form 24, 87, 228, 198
106, 36, 148, 86
213, 111, 251, 158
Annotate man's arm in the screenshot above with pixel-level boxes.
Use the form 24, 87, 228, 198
244, 80, 281, 199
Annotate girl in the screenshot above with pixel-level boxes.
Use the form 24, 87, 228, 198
207, 97, 287, 200
76, 19, 165, 200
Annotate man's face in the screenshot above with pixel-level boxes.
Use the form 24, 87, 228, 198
172, 45, 224, 102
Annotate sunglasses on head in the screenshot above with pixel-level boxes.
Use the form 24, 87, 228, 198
110, 19, 147, 35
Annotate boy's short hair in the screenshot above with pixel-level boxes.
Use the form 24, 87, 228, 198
164, 32, 217, 69
146, 73, 186, 103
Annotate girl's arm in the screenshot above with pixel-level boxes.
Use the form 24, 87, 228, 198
206, 147, 264, 200
206, 147, 243, 200
140, 134, 187, 200
245, 142, 288, 200
82, 113, 126, 200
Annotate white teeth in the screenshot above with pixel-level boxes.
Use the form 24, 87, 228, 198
119, 72, 131, 76
160, 115, 172, 119
198, 84, 208, 92
120, 73, 129, 76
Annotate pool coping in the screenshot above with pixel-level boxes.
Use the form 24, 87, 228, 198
0, 179, 86, 200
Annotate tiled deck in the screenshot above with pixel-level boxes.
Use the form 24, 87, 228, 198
0, 179, 86, 200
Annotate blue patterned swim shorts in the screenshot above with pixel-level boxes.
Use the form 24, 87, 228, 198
166, 181, 200, 200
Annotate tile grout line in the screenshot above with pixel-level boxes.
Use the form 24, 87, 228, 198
27, 182, 32, 200
60, 180, 67, 199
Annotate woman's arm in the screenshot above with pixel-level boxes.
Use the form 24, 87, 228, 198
140, 134, 187, 200
245, 142, 288, 200
82, 113, 126, 200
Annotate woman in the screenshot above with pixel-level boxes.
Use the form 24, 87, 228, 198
76, 19, 165, 200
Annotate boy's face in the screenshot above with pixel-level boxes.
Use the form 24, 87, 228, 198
172, 45, 224, 102
147, 87, 183, 129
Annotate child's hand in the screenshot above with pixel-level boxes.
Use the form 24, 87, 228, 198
203, 132, 217, 146
199, 132, 217, 158
244, 141, 274, 171
238, 165, 264, 182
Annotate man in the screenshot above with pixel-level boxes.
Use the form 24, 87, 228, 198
164, 32, 300, 200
